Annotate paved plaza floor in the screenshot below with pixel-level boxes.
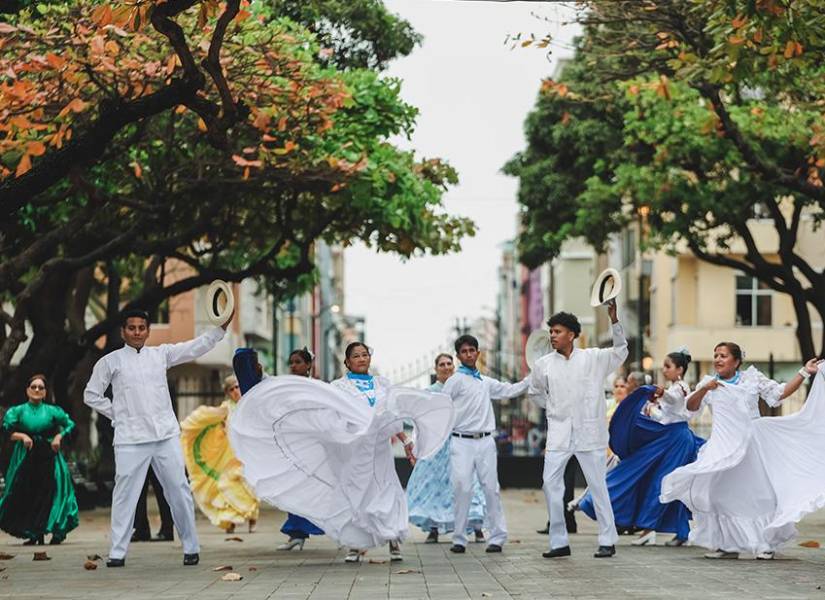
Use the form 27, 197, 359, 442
2, 489, 825, 599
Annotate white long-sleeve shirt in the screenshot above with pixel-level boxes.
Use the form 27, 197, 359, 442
528, 322, 628, 451
84, 327, 225, 445
647, 380, 693, 425
441, 371, 529, 434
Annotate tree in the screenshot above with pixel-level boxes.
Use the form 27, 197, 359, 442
0, 2, 473, 449
505, 0, 825, 359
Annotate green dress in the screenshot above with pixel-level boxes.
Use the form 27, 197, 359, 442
0, 402, 79, 542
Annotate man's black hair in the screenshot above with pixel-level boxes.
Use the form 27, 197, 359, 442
546, 311, 581, 338
454, 334, 479, 353
120, 308, 151, 328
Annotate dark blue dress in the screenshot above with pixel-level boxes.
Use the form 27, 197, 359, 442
579, 386, 704, 540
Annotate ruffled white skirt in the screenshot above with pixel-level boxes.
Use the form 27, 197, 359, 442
228, 375, 453, 549
661, 369, 825, 554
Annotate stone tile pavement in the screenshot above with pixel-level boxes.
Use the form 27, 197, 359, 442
2, 489, 825, 599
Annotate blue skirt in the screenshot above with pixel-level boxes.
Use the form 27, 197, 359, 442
281, 513, 324, 539
579, 386, 704, 540
406, 438, 486, 534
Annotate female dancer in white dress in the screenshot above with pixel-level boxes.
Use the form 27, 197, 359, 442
229, 342, 453, 564
330, 342, 416, 562
660, 341, 824, 559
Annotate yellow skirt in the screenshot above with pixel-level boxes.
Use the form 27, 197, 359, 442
181, 402, 259, 530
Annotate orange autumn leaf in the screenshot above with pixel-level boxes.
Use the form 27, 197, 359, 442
784, 40, 796, 59
15, 153, 32, 177
131, 161, 142, 178
27, 141, 47, 156
799, 540, 820, 548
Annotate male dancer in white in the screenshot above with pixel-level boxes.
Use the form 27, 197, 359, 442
529, 302, 627, 559
84, 308, 232, 567
442, 334, 529, 554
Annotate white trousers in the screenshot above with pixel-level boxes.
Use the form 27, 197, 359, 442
110, 437, 199, 559
543, 448, 617, 550
450, 435, 507, 547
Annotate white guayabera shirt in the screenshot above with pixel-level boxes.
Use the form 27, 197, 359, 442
84, 327, 225, 445
442, 371, 529, 434
528, 323, 628, 452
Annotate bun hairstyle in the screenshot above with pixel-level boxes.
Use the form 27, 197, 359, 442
289, 347, 314, 364
667, 347, 692, 373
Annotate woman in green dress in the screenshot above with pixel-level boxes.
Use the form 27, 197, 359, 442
0, 374, 79, 545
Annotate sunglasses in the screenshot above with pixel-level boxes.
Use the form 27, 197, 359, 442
29, 385, 45, 391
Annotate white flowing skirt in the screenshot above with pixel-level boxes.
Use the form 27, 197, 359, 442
661, 369, 825, 554
228, 375, 454, 549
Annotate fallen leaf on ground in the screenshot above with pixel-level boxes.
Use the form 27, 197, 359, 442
481, 593, 492, 598
248, 567, 257, 571
0, 553, 13, 560
224, 537, 243, 542
33, 552, 50, 561
509, 539, 521, 544
367, 558, 386, 564
799, 540, 820, 548
83, 560, 98, 570
394, 569, 420, 574
221, 572, 243, 581
86, 554, 102, 561
212, 565, 233, 571
0, 568, 5, 572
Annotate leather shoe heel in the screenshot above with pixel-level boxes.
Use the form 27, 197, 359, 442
485, 544, 502, 553
449, 545, 466, 554
594, 545, 616, 558
183, 553, 199, 566
106, 558, 126, 568
542, 546, 571, 559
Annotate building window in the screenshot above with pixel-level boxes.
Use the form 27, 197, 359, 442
153, 299, 170, 325
735, 275, 771, 326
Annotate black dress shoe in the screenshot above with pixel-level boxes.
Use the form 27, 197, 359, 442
485, 544, 502, 553
131, 532, 150, 542
106, 558, 126, 567
542, 546, 571, 558
151, 532, 174, 542
536, 521, 549, 535
449, 544, 466, 554
594, 545, 616, 558
183, 553, 200, 566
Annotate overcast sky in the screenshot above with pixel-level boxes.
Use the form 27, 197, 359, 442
344, 0, 580, 381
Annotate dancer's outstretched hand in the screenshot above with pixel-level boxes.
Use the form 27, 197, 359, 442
803, 358, 824, 375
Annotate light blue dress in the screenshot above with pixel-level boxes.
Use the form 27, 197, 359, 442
406, 382, 486, 534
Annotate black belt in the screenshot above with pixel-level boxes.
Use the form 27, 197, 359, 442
452, 431, 492, 439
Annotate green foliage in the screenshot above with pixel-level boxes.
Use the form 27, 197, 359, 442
263, 0, 421, 70
507, 0, 825, 267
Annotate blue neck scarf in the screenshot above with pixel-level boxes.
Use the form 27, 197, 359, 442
716, 370, 741, 385
347, 372, 377, 407
458, 365, 482, 380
